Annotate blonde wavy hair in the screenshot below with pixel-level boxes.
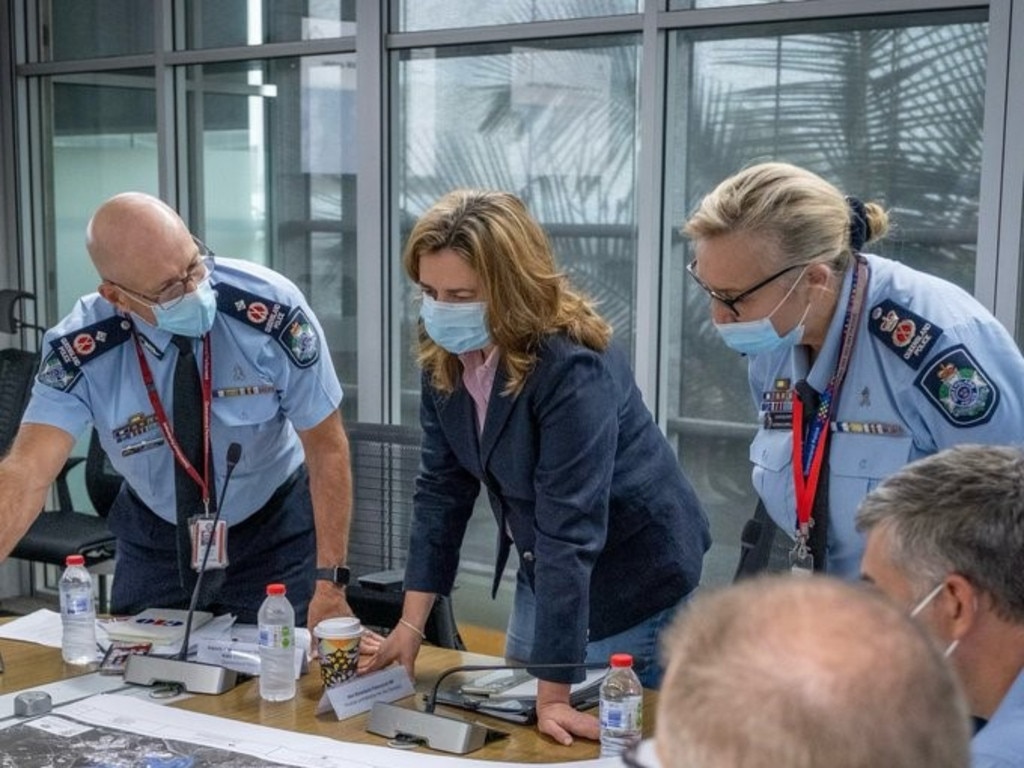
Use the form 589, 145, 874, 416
404, 189, 612, 395
684, 162, 890, 274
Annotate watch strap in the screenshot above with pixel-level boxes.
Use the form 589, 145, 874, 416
315, 566, 350, 585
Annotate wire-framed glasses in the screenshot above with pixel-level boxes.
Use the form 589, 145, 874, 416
110, 238, 215, 311
686, 258, 810, 318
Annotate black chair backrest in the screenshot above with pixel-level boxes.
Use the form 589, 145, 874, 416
346, 422, 422, 575
0, 348, 40, 454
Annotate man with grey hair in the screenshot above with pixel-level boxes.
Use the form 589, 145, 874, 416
651, 575, 969, 768
857, 443, 1024, 768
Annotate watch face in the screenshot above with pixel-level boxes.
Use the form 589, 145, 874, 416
318, 567, 349, 585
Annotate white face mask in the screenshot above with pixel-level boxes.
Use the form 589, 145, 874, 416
909, 581, 960, 658
713, 266, 810, 356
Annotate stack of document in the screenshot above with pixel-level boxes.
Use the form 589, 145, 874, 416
102, 609, 215, 656
435, 667, 606, 724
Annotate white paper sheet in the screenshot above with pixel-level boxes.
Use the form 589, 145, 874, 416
47, 694, 621, 767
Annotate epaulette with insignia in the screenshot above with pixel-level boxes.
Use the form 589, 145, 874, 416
216, 282, 321, 368
866, 299, 943, 370
915, 344, 999, 427
37, 315, 133, 392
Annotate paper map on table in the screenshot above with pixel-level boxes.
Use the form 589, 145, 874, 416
0, 694, 621, 768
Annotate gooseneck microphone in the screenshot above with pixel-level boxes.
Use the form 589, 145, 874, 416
176, 441, 243, 661
367, 660, 616, 755
123, 442, 244, 695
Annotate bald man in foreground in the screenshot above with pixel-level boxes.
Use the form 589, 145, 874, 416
0, 192, 353, 630
647, 575, 970, 768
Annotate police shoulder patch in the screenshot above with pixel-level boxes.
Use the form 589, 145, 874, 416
867, 299, 943, 370
914, 344, 999, 427
216, 282, 320, 368
38, 315, 133, 392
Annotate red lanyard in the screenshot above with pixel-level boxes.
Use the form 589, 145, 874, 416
790, 256, 868, 542
131, 330, 213, 508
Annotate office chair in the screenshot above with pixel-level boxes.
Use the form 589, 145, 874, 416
1, 289, 118, 609
345, 421, 465, 650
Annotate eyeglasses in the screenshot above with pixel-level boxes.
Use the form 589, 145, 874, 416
109, 238, 215, 311
686, 258, 810, 318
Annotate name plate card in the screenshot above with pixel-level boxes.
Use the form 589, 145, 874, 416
316, 666, 415, 720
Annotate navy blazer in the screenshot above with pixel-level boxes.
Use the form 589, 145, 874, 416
403, 334, 710, 681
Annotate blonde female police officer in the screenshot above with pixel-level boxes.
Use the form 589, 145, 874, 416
684, 162, 1024, 577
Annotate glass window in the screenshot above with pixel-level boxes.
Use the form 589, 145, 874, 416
663, 21, 989, 585
46, 0, 153, 61
185, 0, 356, 49
394, 36, 641, 424
671, 0, 790, 7
50, 71, 159, 316
186, 55, 359, 420
393, 36, 641, 596
395, 0, 640, 32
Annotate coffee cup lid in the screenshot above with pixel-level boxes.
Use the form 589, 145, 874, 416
315, 616, 363, 638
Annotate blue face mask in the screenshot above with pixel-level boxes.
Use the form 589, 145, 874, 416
419, 295, 491, 354
713, 267, 809, 356
152, 279, 218, 337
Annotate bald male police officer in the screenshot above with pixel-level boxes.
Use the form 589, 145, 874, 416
0, 193, 353, 630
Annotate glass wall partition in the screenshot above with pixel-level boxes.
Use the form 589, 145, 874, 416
186, 53, 359, 419
393, 35, 642, 422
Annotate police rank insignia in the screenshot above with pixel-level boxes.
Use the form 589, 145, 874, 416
37, 316, 132, 392
915, 344, 998, 426
867, 299, 943, 370
216, 282, 321, 368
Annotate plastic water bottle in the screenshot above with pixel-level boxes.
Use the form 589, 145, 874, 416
59, 554, 97, 665
599, 652, 644, 756
258, 583, 296, 701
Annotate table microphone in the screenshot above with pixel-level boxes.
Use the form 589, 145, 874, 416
123, 442, 243, 695
424, 661, 611, 714
367, 660, 613, 755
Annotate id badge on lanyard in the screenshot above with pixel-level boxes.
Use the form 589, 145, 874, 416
190, 514, 229, 570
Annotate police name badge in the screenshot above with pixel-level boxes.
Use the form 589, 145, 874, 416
190, 515, 229, 571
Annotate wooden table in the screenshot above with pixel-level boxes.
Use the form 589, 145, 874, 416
0, 636, 656, 763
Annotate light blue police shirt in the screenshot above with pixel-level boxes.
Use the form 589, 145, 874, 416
747, 253, 1024, 577
972, 666, 1024, 768
22, 257, 343, 526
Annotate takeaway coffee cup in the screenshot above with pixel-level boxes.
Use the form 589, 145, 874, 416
314, 617, 363, 688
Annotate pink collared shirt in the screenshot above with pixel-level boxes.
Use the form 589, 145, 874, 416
460, 345, 501, 436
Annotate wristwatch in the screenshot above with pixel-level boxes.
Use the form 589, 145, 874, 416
314, 566, 351, 586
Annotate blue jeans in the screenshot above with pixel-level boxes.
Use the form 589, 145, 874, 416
504, 568, 690, 689
108, 467, 315, 625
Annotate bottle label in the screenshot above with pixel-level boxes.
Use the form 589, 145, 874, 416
600, 695, 643, 732
258, 624, 293, 650
61, 594, 93, 616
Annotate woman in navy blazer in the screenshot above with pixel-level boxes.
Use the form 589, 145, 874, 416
361, 189, 710, 746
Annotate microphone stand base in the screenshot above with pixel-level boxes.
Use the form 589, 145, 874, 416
367, 702, 507, 754
124, 655, 239, 695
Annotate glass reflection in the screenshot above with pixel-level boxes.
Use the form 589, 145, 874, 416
396, 0, 639, 32
395, 37, 641, 423
186, 56, 359, 419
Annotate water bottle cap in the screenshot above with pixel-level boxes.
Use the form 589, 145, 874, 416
267, 583, 286, 596
65, 554, 85, 566
609, 653, 634, 668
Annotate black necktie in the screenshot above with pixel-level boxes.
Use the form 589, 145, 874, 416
172, 334, 203, 592
794, 379, 829, 572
